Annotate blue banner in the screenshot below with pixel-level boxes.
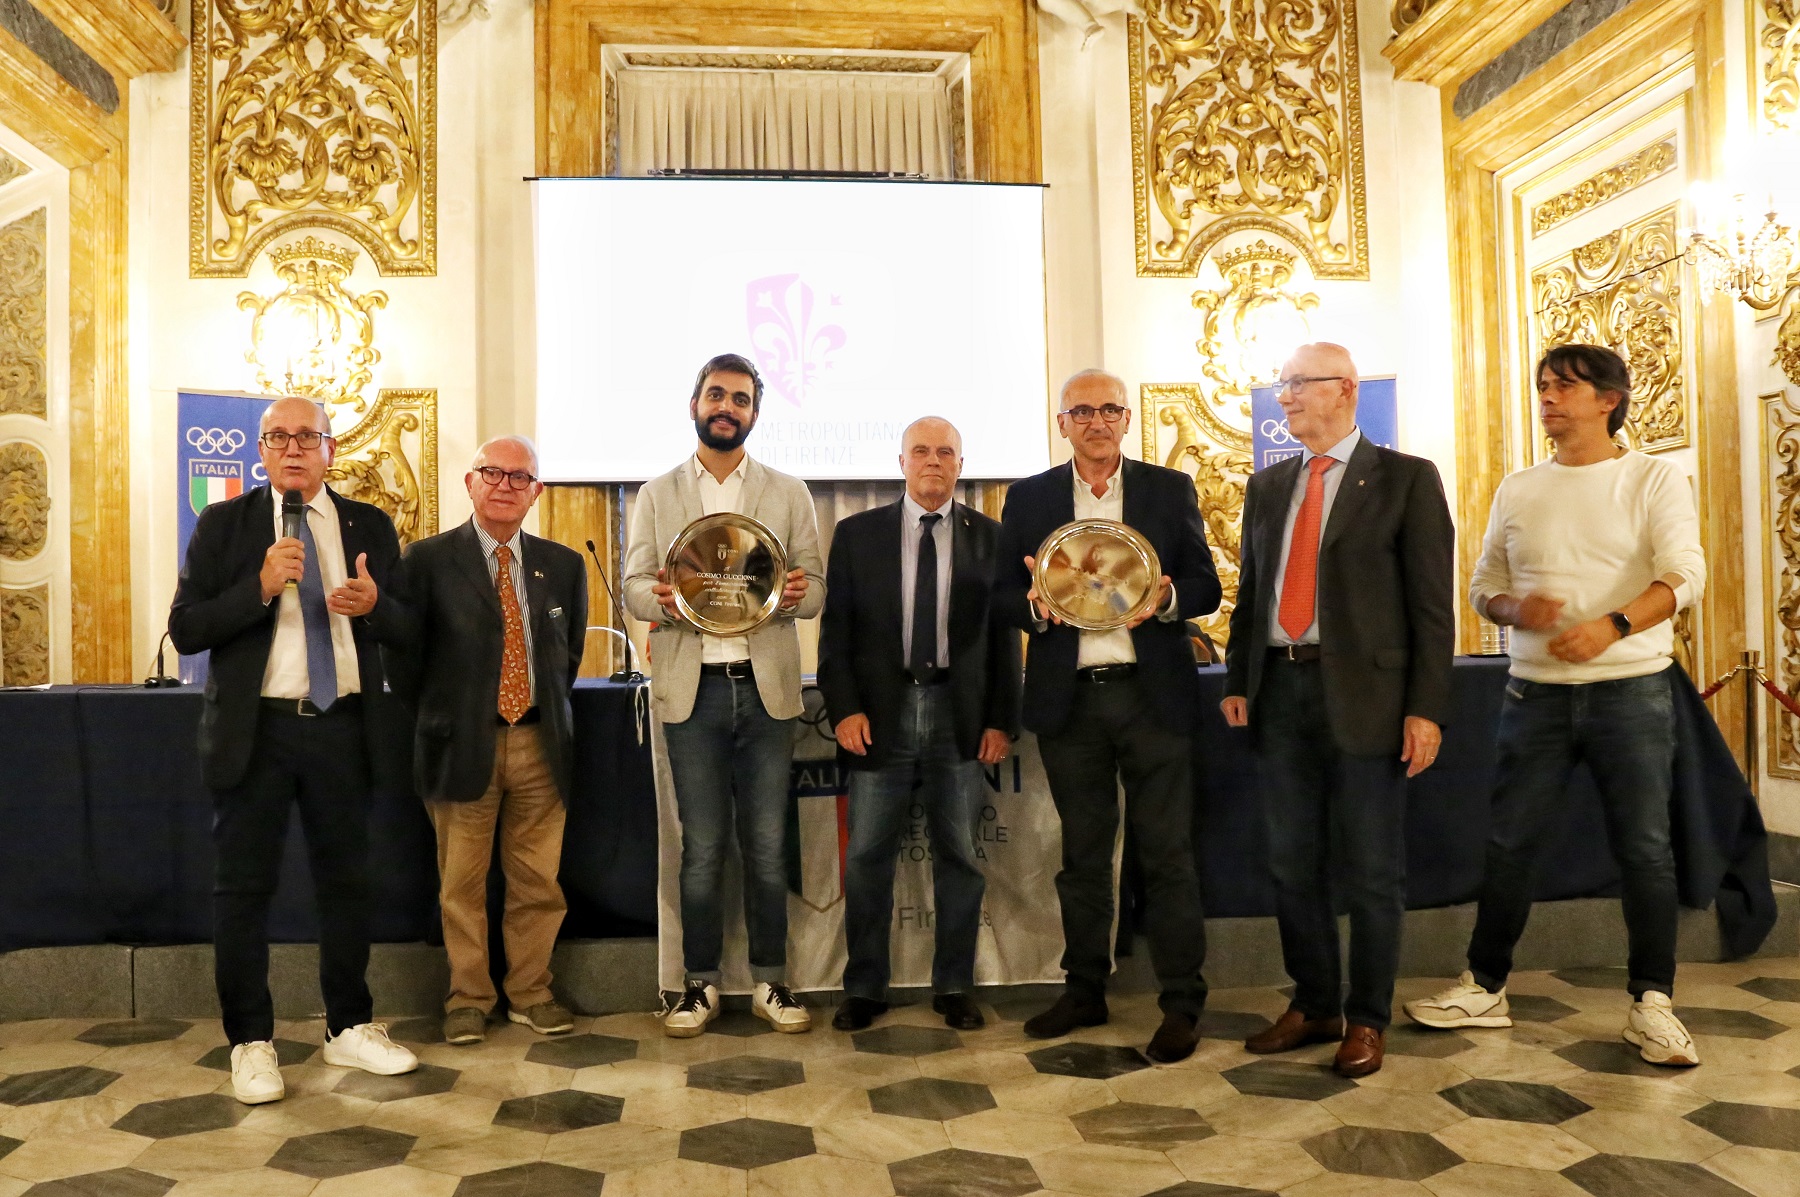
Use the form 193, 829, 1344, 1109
176, 392, 274, 681
1249, 375, 1399, 472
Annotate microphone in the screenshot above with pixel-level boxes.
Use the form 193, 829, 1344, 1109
280, 488, 304, 591
143, 631, 182, 688
585, 538, 643, 684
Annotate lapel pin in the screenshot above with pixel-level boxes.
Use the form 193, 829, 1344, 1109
534, 570, 544, 578
1358, 480, 1365, 486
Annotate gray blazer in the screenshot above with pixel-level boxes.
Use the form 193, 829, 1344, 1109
623, 455, 826, 723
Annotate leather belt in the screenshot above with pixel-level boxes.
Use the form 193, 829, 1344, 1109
701, 661, 755, 680
1268, 644, 1323, 663
498, 706, 541, 726
1076, 663, 1138, 683
261, 694, 361, 717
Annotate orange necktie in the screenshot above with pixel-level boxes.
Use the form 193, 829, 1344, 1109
1278, 455, 1335, 642
496, 546, 531, 724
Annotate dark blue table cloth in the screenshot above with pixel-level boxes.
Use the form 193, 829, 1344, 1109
0, 660, 1772, 954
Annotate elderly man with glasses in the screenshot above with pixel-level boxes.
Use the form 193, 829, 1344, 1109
392, 436, 588, 1046
170, 396, 419, 1104
994, 369, 1221, 1064
1221, 343, 1455, 1077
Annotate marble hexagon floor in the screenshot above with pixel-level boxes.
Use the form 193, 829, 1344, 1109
3, 958, 1800, 1196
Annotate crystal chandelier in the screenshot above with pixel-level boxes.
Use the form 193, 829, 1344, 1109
1685, 184, 1795, 310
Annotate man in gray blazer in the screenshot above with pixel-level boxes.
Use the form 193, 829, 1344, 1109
623, 352, 826, 1037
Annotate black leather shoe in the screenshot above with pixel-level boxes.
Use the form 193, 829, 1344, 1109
831, 996, 888, 1031
932, 992, 986, 1030
1146, 1011, 1198, 1064
1023, 992, 1108, 1039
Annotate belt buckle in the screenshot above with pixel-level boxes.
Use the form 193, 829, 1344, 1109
726, 660, 752, 680
293, 698, 316, 717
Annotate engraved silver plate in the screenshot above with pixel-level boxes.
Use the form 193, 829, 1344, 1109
665, 512, 788, 636
1033, 519, 1161, 632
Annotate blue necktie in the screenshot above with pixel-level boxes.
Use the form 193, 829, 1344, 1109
293, 510, 337, 711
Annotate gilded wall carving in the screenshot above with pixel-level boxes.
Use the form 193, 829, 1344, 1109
239, 237, 385, 410
1142, 383, 1251, 650
0, 440, 48, 561
1531, 139, 1677, 235
1128, 1, 1368, 280
1762, 389, 1800, 776
0, 207, 46, 418
1191, 241, 1319, 400
1530, 205, 1686, 453
191, 0, 437, 277
1759, 0, 1800, 132
1776, 290, 1800, 387
326, 387, 438, 545
0, 151, 29, 189
0, 583, 48, 686
619, 52, 944, 72
1389, 0, 1445, 34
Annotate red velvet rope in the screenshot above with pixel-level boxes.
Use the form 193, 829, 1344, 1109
1698, 668, 1742, 701
1759, 674, 1800, 722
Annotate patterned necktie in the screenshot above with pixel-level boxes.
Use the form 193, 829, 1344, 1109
496, 546, 531, 724
1277, 455, 1335, 642
910, 513, 942, 684
293, 509, 337, 711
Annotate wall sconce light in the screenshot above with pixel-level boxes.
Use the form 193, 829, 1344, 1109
1684, 183, 1794, 310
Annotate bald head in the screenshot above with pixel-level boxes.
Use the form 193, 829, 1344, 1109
467, 434, 544, 540
472, 435, 540, 476
1277, 343, 1360, 453
902, 417, 962, 457
899, 416, 963, 510
260, 396, 329, 436
257, 396, 334, 501
1060, 369, 1128, 408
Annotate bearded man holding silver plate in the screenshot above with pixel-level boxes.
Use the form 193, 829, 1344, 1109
622, 352, 826, 1038
995, 368, 1222, 1064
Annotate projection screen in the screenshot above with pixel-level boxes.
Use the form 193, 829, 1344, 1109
532, 177, 1050, 482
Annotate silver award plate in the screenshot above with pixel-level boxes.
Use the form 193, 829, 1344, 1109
1033, 519, 1161, 632
665, 512, 788, 637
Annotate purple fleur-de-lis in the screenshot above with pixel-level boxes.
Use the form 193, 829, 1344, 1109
746, 273, 846, 407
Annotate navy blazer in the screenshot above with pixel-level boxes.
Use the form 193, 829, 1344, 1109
995, 458, 1222, 737
168, 485, 412, 792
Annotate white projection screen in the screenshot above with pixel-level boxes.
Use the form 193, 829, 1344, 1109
532, 177, 1050, 482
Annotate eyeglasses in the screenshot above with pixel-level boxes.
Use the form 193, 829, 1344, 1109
259, 430, 327, 451
475, 465, 539, 490
1274, 375, 1347, 394
1060, 403, 1128, 424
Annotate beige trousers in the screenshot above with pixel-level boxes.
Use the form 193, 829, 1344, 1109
427, 724, 567, 1014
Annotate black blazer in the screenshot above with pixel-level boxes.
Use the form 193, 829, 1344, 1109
168, 485, 411, 792
995, 459, 1222, 738
818, 500, 1021, 767
1225, 437, 1456, 756
394, 520, 587, 803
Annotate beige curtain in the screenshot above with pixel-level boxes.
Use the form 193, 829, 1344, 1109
618, 68, 954, 178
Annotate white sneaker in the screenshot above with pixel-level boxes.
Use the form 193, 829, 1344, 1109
229, 1041, 284, 1105
321, 1022, 419, 1076
1624, 991, 1699, 1066
663, 982, 720, 1038
1404, 971, 1513, 1028
753, 982, 812, 1033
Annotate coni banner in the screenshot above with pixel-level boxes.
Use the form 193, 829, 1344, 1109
176, 391, 275, 681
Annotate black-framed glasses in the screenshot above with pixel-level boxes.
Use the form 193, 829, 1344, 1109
475, 465, 538, 490
1061, 403, 1128, 424
1274, 375, 1347, 394
259, 430, 327, 451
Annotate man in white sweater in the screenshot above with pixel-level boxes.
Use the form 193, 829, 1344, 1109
1405, 344, 1706, 1067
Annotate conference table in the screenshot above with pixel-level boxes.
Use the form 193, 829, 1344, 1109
0, 658, 1771, 954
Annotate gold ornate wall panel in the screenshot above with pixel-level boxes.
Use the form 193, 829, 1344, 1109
1756, 0, 1800, 132
0, 440, 48, 561
1528, 204, 1688, 454
0, 581, 48, 685
1127, 1, 1368, 280
190, 0, 437, 277
326, 387, 438, 546
1530, 138, 1676, 235
1764, 390, 1800, 776
0, 150, 30, 189
1141, 382, 1250, 649
0, 206, 45, 418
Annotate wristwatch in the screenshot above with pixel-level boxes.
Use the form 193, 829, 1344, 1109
1606, 611, 1632, 638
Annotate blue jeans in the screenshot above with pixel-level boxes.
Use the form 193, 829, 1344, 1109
1468, 671, 1678, 999
662, 673, 796, 986
842, 685, 988, 1001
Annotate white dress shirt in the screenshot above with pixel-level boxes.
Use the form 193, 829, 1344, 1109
262, 487, 361, 700
473, 518, 536, 697
693, 454, 753, 664
900, 493, 954, 671
1267, 427, 1362, 647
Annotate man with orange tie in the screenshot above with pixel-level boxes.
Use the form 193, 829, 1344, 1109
397, 436, 587, 1045
1221, 343, 1454, 1077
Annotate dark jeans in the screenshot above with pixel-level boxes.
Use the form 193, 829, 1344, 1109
1468, 671, 1678, 999
843, 684, 987, 1001
1037, 676, 1207, 1016
212, 706, 373, 1046
662, 673, 796, 986
1255, 656, 1409, 1030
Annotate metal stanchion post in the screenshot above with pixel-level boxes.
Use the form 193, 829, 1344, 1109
1743, 650, 1761, 797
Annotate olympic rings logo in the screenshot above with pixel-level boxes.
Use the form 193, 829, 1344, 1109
186, 426, 246, 456
1259, 418, 1295, 446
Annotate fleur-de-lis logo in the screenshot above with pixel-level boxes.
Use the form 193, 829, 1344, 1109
746, 273, 846, 407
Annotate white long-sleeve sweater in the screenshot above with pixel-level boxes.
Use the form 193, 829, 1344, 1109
1468, 449, 1706, 684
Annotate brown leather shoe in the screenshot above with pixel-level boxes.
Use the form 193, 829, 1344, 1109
1334, 1024, 1385, 1077
1245, 1008, 1345, 1054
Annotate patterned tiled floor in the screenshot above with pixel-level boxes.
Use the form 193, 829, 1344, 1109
3, 959, 1800, 1196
